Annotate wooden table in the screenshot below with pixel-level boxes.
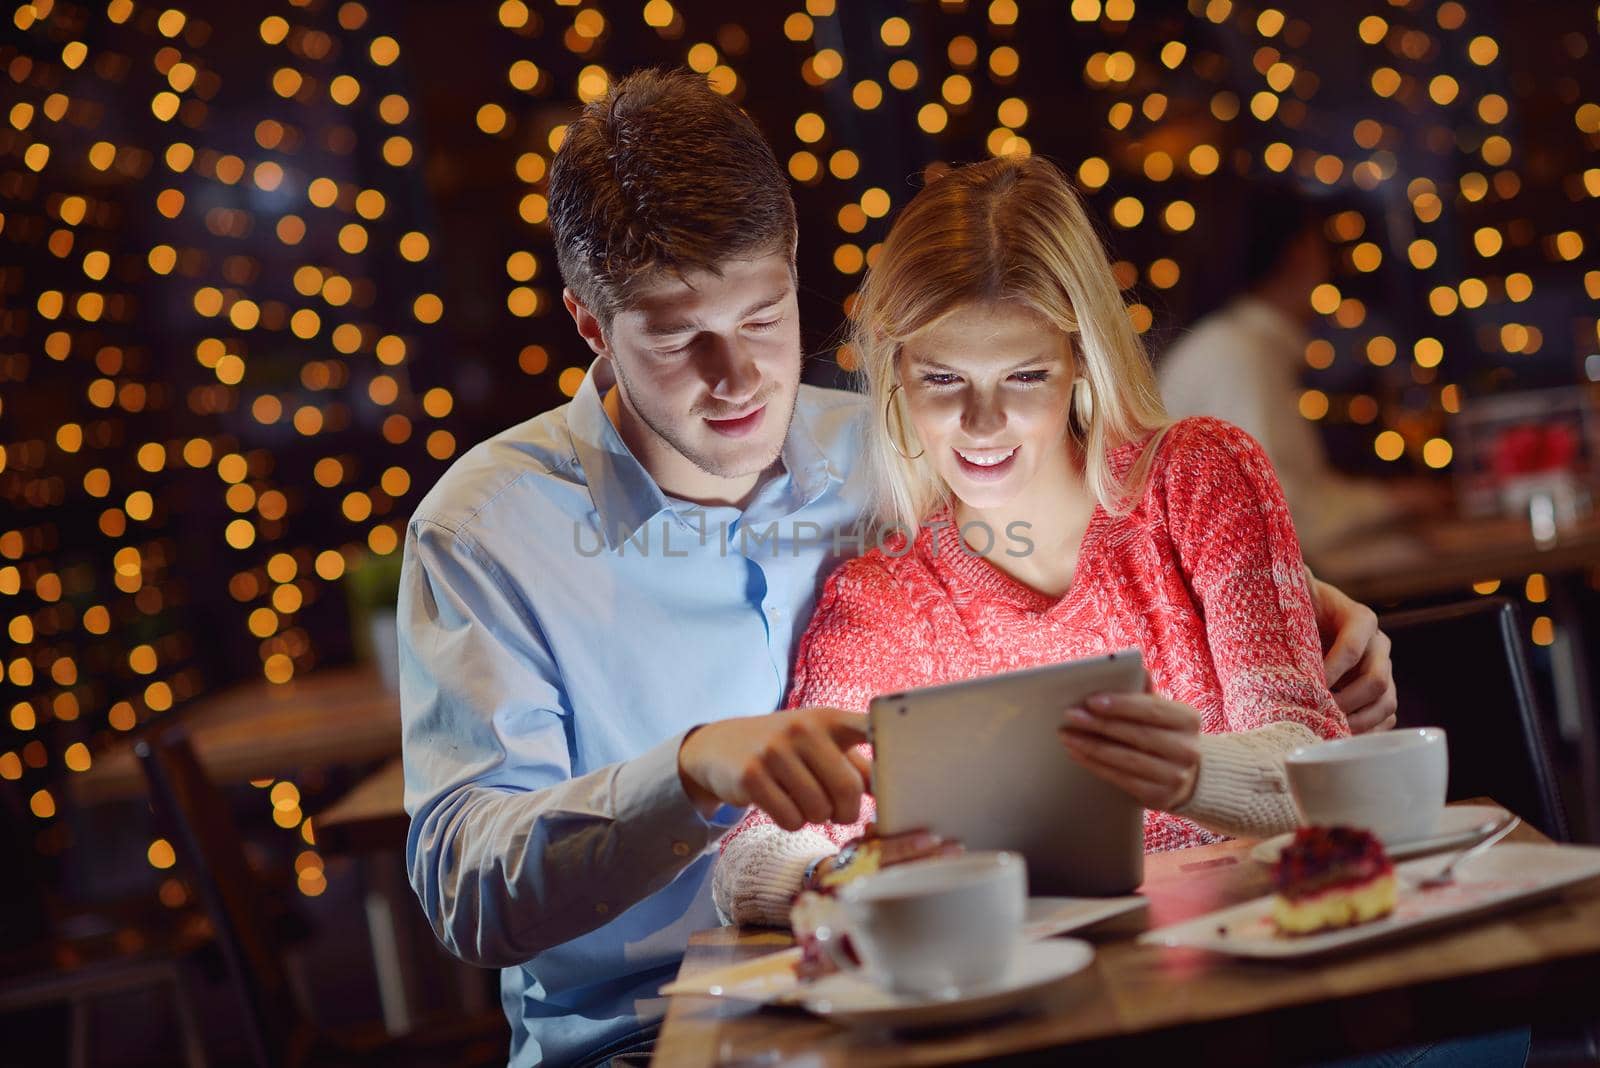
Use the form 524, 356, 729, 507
313, 756, 408, 858
656, 806, 1600, 1066
71, 665, 401, 805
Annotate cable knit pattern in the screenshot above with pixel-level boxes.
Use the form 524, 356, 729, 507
711, 826, 836, 927
714, 418, 1348, 927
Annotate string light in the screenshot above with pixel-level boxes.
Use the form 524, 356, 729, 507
0, 1, 450, 880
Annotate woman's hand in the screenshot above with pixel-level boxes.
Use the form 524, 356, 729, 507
1059, 693, 1201, 811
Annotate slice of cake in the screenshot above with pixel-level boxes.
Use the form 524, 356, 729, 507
1271, 826, 1397, 936
789, 889, 849, 981
787, 829, 958, 979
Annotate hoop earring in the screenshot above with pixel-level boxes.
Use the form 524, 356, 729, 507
885, 384, 925, 461
1070, 376, 1094, 438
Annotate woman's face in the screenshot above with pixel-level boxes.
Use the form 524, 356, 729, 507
897, 301, 1077, 513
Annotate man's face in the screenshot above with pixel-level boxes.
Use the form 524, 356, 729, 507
594, 254, 802, 488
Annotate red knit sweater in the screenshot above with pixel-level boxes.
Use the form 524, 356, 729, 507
724, 417, 1348, 856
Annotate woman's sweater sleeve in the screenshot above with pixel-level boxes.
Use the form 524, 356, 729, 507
1159, 419, 1349, 739
713, 558, 932, 928
1174, 721, 1317, 839
1154, 419, 1350, 844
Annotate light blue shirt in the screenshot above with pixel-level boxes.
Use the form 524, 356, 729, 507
399, 359, 870, 1067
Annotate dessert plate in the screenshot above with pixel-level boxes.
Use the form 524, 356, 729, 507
1249, 805, 1507, 865
1141, 842, 1600, 959
797, 939, 1094, 1030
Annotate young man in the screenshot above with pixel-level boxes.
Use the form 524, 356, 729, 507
399, 69, 1397, 1068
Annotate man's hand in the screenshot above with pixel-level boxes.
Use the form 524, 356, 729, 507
1058, 692, 1202, 811
677, 707, 872, 831
1306, 567, 1397, 734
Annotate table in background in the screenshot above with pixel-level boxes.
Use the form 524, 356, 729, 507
314, 756, 407, 856
1312, 514, 1600, 605
656, 805, 1600, 1066
1316, 515, 1600, 842
311, 756, 495, 1035
71, 665, 401, 806
69, 666, 430, 1035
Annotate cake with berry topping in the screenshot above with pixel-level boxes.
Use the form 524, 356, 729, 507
789, 889, 849, 981
787, 839, 884, 981
1271, 826, 1397, 935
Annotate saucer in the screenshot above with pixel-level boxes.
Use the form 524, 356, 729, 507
1250, 805, 1508, 866
797, 939, 1093, 1030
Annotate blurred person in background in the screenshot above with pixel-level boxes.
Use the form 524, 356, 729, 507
1158, 186, 1437, 558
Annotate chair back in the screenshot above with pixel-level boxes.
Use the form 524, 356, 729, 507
1382, 597, 1570, 841
136, 726, 307, 1067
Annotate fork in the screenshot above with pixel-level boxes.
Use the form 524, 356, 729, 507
1415, 814, 1522, 890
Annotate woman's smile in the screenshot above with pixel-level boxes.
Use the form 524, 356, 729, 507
953, 445, 1020, 481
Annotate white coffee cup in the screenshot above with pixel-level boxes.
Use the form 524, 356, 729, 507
1284, 727, 1449, 844
815, 851, 1027, 999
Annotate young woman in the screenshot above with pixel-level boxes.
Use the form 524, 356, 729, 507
712, 156, 1352, 927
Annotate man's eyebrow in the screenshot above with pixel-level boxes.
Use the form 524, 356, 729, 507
737, 290, 789, 319
640, 317, 698, 338
638, 290, 789, 337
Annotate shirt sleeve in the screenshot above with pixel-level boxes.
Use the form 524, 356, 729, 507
712, 558, 932, 928
400, 518, 740, 968
1157, 419, 1349, 742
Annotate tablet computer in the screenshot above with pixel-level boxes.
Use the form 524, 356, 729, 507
868, 649, 1148, 896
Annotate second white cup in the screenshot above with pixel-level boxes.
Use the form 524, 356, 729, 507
1284, 727, 1449, 844
822, 850, 1027, 999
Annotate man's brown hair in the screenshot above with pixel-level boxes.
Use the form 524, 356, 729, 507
549, 67, 797, 326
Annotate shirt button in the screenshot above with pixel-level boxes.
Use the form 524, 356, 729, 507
595, 902, 610, 916
767, 604, 782, 618
672, 841, 691, 857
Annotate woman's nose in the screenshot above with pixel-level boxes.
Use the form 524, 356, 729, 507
960, 390, 1007, 438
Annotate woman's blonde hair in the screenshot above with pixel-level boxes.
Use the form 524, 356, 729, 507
850, 156, 1169, 533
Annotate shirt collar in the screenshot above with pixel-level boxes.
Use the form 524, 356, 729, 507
566, 359, 840, 550
567, 359, 675, 551
779, 390, 838, 510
